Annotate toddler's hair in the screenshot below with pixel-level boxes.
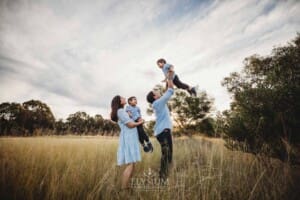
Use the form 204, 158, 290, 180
128, 96, 136, 104
157, 58, 166, 64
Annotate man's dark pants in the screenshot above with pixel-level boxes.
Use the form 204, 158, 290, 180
156, 129, 173, 179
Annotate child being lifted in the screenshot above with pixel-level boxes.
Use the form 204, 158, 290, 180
157, 58, 197, 96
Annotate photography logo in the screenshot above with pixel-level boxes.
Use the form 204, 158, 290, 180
130, 168, 185, 191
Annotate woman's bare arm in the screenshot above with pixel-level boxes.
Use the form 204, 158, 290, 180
125, 119, 144, 128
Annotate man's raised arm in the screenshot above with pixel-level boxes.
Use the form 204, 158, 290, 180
167, 75, 174, 88
156, 77, 174, 105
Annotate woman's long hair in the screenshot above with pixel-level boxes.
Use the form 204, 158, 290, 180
110, 95, 123, 122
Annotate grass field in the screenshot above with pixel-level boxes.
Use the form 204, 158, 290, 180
0, 136, 299, 200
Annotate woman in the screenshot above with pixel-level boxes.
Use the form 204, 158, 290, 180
110, 95, 143, 189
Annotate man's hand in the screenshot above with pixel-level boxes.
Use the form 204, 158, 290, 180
168, 65, 174, 72
161, 78, 167, 83
167, 76, 174, 88
167, 71, 175, 80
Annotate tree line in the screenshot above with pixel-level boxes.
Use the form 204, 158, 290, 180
0, 90, 217, 137
0, 100, 119, 136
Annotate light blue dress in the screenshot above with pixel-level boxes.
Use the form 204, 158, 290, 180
117, 108, 141, 166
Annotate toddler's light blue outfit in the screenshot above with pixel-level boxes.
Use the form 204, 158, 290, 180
117, 108, 141, 165
125, 105, 141, 121
162, 63, 176, 79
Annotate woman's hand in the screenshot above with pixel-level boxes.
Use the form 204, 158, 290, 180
137, 118, 144, 124
126, 119, 144, 128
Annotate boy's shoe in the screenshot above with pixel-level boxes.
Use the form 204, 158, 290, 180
191, 87, 197, 96
147, 142, 154, 153
188, 87, 197, 96
143, 145, 150, 152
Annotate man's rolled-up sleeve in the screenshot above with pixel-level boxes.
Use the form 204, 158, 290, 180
156, 88, 174, 105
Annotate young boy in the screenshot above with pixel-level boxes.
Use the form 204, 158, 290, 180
126, 96, 153, 153
157, 58, 197, 96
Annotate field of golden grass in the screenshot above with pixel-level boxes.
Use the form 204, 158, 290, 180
0, 136, 298, 200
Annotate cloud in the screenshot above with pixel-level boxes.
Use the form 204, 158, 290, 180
0, 0, 300, 120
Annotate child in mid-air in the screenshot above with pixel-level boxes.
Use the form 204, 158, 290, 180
126, 96, 153, 153
157, 58, 197, 96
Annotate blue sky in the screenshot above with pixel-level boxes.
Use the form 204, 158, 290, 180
0, 0, 300, 120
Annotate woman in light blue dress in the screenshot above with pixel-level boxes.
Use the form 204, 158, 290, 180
110, 95, 143, 189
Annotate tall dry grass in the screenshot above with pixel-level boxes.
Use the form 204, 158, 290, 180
0, 136, 298, 200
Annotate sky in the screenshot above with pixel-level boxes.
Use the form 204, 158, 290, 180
0, 0, 300, 120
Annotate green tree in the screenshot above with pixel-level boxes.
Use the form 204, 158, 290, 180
221, 34, 300, 163
144, 120, 155, 137
0, 102, 25, 135
66, 111, 89, 135
55, 119, 68, 135
197, 117, 217, 137
22, 100, 55, 134
213, 111, 228, 137
92, 114, 104, 134
102, 119, 119, 136
0, 100, 55, 136
169, 90, 213, 135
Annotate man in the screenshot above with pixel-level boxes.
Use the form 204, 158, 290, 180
146, 77, 174, 179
